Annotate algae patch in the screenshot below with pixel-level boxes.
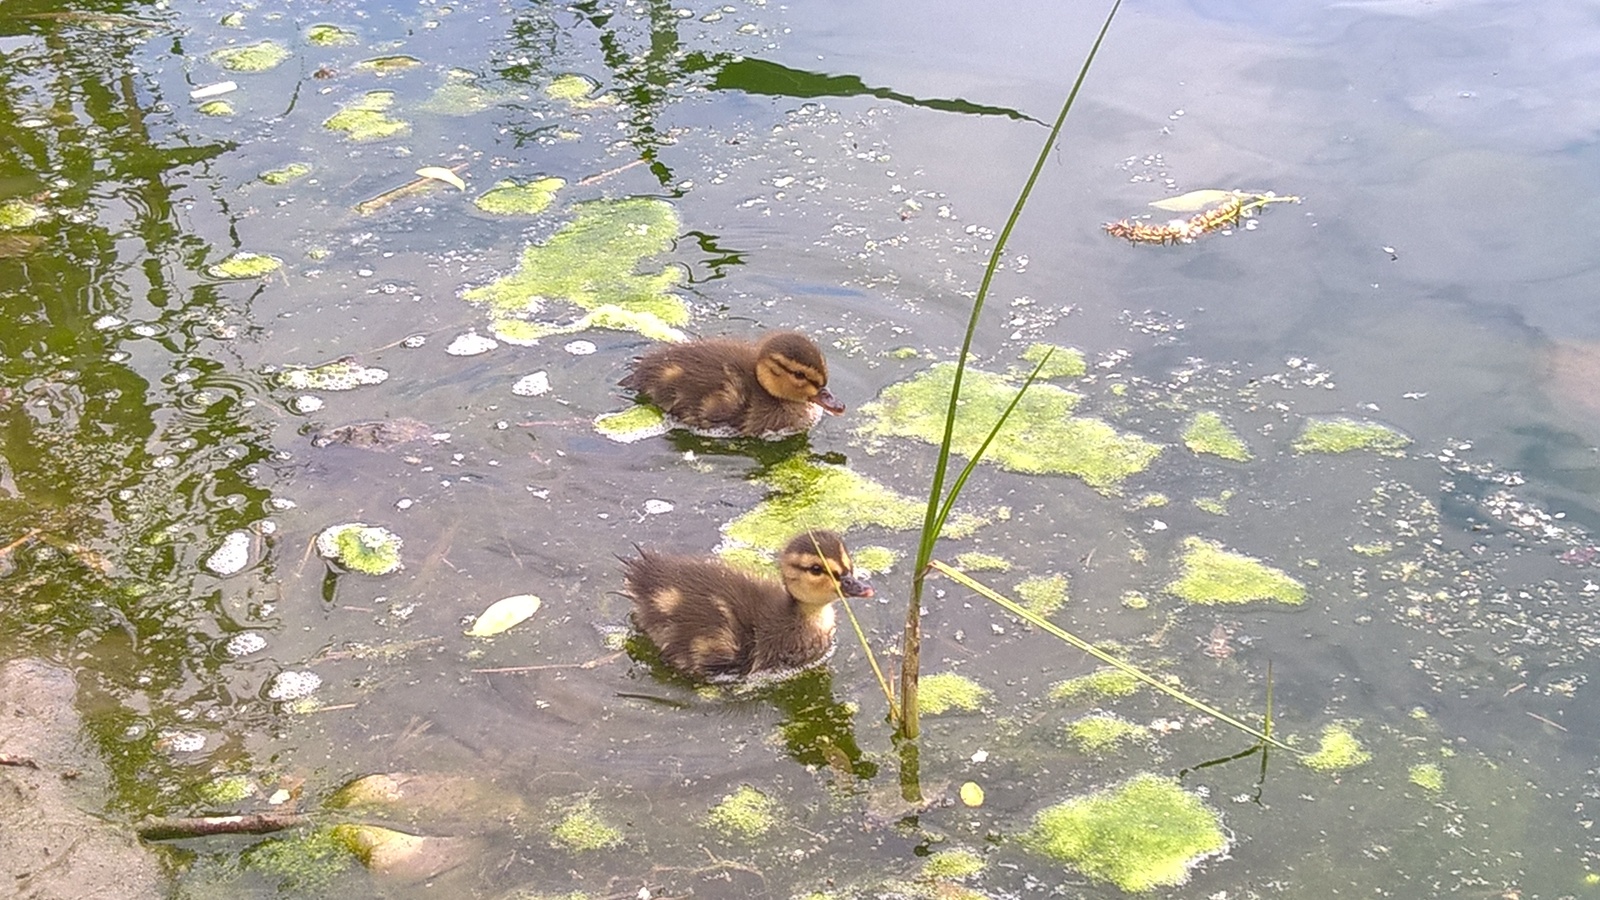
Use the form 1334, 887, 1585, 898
1065, 713, 1150, 755
208, 251, 281, 279
316, 523, 403, 575
859, 363, 1160, 492
594, 405, 668, 443
0, 198, 47, 230
1182, 411, 1252, 462
953, 551, 1011, 572
277, 359, 388, 391
324, 91, 410, 142
1301, 722, 1371, 773
305, 24, 356, 45
551, 799, 623, 851
1015, 573, 1069, 616
1024, 773, 1228, 892
922, 848, 985, 879
260, 163, 312, 185
1408, 762, 1445, 792
546, 72, 616, 108
211, 40, 290, 72
706, 785, 777, 838
475, 177, 565, 215
354, 55, 421, 75
719, 457, 926, 556
917, 672, 989, 715
1050, 668, 1142, 702
1294, 417, 1411, 456
1166, 536, 1305, 606
1019, 342, 1087, 380
463, 197, 687, 340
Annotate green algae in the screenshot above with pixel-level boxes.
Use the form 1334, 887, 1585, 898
243, 826, 354, 892
1301, 722, 1371, 773
277, 359, 388, 391
474, 177, 565, 215
260, 163, 311, 185
316, 524, 403, 575
953, 551, 1011, 572
1408, 762, 1445, 792
1192, 491, 1232, 516
1166, 536, 1305, 606
419, 70, 500, 116
1121, 590, 1150, 609
917, 672, 989, 715
1183, 410, 1252, 462
1015, 572, 1069, 616
1065, 713, 1150, 755
922, 848, 985, 879
719, 457, 923, 556
305, 23, 355, 45
354, 55, 421, 74
859, 363, 1160, 492
0, 198, 48, 230
1019, 342, 1087, 380
211, 40, 290, 72
1024, 773, 1228, 892
706, 785, 777, 838
851, 544, 897, 575
551, 799, 623, 851
323, 91, 410, 142
197, 99, 234, 117
207, 251, 281, 279
196, 774, 256, 805
1133, 492, 1169, 509
1293, 417, 1411, 456
464, 197, 688, 340
1352, 540, 1393, 557
1050, 668, 1142, 702
593, 405, 668, 443
546, 73, 616, 108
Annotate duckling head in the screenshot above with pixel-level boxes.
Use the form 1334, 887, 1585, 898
778, 530, 874, 607
753, 331, 845, 415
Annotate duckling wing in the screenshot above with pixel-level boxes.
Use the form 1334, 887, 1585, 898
623, 552, 776, 680
620, 341, 761, 432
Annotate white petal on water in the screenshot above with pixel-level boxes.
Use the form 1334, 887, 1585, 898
465, 594, 541, 637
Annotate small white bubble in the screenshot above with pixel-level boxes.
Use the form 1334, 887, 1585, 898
565, 340, 597, 356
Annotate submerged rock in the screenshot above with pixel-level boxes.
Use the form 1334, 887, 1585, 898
311, 418, 435, 451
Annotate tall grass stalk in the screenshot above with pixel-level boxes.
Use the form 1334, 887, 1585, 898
898, 0, 1122, 740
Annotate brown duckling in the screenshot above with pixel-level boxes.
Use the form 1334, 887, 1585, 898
622, 530, 873, 682
618, 331, 844, 437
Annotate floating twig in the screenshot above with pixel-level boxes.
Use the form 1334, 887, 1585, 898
355, 163, 469, 216
1106, 190, 1299, 245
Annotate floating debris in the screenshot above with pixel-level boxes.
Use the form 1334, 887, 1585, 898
446, 332, 497, 356
353, 55, 420, 74
1105, 189, 1299, 245
564, 339, 597, 356
189, 81, 236, 100
203, 531, 252, 576
316, 523, 403, 575
207, 251, 281, 279
511, 371, 550, 396
278, 359, 388, 391
266, 670, 322, 701
355, 163, 466, 215
464, 594, 541, 637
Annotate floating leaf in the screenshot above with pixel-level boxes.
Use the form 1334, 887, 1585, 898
1148, 189, 1240, 212
465, 594, 541, 636
960, 782, 985, 807
415, 166, 466, 191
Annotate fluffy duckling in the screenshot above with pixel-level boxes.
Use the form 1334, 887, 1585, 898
622, 530, 873, 682
618, 331, 844, 437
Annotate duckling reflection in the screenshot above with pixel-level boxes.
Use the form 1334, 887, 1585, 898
619, 330, 843, 438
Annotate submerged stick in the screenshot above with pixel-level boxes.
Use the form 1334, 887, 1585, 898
355, 163, 469, 216
137, 812, 308, 841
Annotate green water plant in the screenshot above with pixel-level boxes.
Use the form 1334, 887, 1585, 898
551, 799, 622, 851
1023, 772, 1228, 892
207, 251, 281, 279
323, 91, 410, 141
474, 177, 565, 215
896, 0, 1122, 740
260, 163, 312, 185
211, 40, 290, 72
1050, 667, 1142, 702
1408, 762, 1444, 793
1015, 572, 1070, 616
922, 848, 985, 879
1065, 713, 1150, 754
316, 524, 403, 575
1167, 536, 1306, 606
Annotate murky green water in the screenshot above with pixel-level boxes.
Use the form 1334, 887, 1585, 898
5, 0, 1600, 897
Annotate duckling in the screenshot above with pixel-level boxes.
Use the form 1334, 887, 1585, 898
622, 530, 874, 682
618, 331, 844, 437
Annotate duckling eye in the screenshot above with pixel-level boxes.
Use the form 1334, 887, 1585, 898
807, 564, 826, 576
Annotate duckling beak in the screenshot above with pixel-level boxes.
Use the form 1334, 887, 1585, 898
837, 572, 874, 598
813, 386, 846, 416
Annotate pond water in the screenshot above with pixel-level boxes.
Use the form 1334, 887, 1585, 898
4, 0, 1600, 897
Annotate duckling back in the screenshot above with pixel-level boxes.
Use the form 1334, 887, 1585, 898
619, 331, 839, 437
